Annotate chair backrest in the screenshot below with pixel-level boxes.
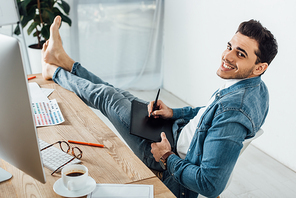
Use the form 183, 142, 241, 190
239, 128, 264, 155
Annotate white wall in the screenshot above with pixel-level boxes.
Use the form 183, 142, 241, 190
163, 0, 296, 172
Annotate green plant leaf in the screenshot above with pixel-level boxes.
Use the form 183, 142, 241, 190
41, 25, 50, 40
19, 0, 33, 16
58, 0, 70, 14
16, 0, 72, 42
20, 9, 35, 28
49, 0, 55, 8
17, 1, 26, 16
52, 7, 63, 15
33, 31, 38, 37
40, 0, 52, 10
52, 8, 72, 26
60, 15, 72, 26
14, 24, 21, 36
42, 8, 55, 25
27, 21, 38, 35
52, 7, 71, 26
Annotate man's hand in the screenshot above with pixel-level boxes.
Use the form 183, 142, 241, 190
148, 100, 173, 119
151, 132, 172, 162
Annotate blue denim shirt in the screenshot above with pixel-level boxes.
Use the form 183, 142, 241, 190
162, 76, 269, 198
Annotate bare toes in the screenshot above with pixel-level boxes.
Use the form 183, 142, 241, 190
42, 41, 48, 54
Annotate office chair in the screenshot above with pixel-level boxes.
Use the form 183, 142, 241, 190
198, 128, 264, 198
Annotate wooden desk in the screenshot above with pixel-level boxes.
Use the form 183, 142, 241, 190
0, 74, 175, 198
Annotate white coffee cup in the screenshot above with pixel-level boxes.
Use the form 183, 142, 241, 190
61, 164, 88, 191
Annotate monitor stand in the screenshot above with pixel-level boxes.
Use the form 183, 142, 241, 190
0, 167, 12, 182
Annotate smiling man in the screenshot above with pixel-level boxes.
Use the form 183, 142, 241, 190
217, 21, 273, 80
42, 18, 277, 198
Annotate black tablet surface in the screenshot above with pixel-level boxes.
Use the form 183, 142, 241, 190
130, 100, 174, 146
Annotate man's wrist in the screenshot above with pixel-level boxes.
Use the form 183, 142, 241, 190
159, 151, 175, 170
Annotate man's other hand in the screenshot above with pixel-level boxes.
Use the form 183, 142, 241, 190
151, 132, 172, 162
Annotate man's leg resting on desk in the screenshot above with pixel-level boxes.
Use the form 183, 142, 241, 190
41, 16, 164, 172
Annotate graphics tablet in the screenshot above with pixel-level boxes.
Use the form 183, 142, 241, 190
130, 100, 174, 146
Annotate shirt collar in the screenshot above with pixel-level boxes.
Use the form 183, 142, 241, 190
220, 79, 245, 90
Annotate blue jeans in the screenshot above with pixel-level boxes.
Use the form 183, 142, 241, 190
53, 62, 165, 171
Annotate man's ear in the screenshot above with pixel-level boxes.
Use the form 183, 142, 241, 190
253, 63, 268, 76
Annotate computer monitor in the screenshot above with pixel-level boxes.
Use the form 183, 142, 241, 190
0, 34, 46, 184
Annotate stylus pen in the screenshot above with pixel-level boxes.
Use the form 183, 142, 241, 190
28, 76, 36, 80
68, 140, 104, 148
151, 88, 160, 116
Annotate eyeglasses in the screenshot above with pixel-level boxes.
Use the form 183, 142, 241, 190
40, 141, 83, 175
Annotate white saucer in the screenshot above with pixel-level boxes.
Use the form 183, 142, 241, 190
53, 176, 96, 197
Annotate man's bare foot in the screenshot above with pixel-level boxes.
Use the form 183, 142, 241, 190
42, 41, 58, 80
42, 16, 74, 71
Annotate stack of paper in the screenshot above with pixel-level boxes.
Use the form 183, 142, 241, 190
87, 184, 153, 198
28, 82, 65, 127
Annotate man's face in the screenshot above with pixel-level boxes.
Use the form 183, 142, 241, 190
217, 32, 261, 79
